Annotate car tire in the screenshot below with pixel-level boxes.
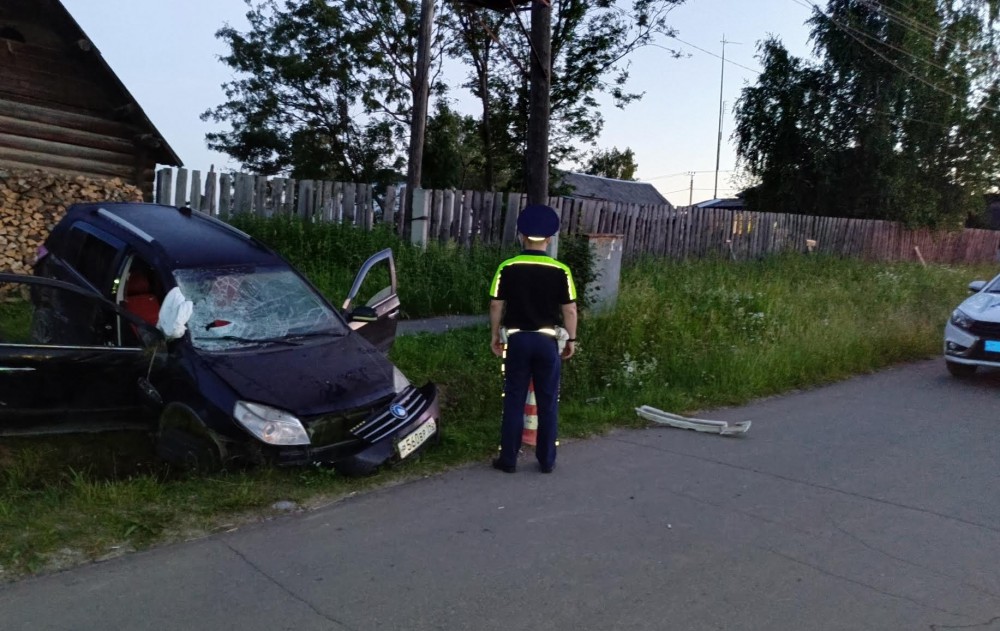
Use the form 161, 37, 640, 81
157, 427, 222, 470
155, 405, 223, 471
946, 361, 977, 378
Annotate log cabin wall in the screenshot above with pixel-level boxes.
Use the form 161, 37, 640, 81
0, 0, 181, 200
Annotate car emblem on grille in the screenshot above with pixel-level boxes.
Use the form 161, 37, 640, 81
390, 404, 407, 419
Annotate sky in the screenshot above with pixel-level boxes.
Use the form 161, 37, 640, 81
60, 0, 820, 207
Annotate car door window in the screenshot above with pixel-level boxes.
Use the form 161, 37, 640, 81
64, 226, 123, 295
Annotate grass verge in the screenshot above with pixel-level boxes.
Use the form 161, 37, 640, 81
0, 254, 992, 580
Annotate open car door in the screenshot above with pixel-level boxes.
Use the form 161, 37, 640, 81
0, 274, 159, 436
342, 249, 399, 352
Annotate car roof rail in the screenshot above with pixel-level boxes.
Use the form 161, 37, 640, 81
96, 208, 154, 243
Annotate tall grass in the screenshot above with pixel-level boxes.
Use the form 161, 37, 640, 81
229, 216, 514, 318
1, 252, 993, 579
392, 254, 996, 448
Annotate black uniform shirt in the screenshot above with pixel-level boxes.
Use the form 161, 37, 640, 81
489, 250, 576, 331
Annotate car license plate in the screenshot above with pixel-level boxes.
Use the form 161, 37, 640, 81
986, 340, 1000, 353
396, 418, 436, 459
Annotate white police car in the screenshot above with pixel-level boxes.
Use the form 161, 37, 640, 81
943, 273, 1000, 377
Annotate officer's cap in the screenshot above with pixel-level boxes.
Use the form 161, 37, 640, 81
516, 204, 560, 241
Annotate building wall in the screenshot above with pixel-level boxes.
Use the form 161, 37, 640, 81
0, 9, 158, 195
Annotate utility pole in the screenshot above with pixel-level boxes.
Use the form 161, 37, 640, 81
714, 35, 740, 201
525, 0, 552, 205
404, 0, 435, 234
688, 171, 695, 207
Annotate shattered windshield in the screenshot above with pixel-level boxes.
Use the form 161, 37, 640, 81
173, 266, 346, 350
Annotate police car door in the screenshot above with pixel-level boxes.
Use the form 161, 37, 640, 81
342, 249, 399, 353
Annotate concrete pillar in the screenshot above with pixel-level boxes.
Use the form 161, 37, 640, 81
410, 188, 430, 250
586, 234, 624, 313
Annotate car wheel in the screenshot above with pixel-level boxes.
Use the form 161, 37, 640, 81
155, 405, 223, 471
946, 361, 977, 378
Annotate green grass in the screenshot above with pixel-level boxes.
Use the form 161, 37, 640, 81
1, 253, 994, 580
229, 216, 515, 318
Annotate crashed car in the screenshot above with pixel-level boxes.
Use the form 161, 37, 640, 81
0, 202, 439, 475
943, 273, 1000, 378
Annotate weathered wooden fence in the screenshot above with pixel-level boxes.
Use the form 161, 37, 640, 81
155, 168, 1000, 265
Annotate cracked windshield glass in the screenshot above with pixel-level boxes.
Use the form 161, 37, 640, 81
173, 266, 346, 350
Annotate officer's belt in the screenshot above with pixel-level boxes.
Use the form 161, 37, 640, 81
505, 327, 559, 338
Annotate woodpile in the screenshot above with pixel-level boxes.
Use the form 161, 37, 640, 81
0, 168, 142, 273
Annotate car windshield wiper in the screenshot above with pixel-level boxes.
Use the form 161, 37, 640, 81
283, 331, 347, 341
193, 335, 302, 346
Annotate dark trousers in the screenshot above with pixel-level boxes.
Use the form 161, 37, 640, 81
498, 331, 561, 470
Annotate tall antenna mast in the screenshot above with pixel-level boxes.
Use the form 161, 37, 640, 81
714, 35, 740, 200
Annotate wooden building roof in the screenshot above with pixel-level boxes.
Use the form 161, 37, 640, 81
0, 0, 181, 192
560, 172, 672, 207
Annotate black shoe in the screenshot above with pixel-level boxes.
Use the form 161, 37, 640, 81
539, 463, 555, 474
492, 458, 516, 473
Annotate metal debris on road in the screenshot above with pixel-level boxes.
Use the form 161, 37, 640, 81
635, 405, 751, 436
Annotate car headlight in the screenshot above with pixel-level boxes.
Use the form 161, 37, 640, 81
233, 401, 310, 445
950, 309, 974, 330
393, 366, 411, 393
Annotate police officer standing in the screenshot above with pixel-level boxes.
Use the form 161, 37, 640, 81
489, 204, 577, 474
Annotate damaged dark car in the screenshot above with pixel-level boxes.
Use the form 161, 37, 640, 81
0, 202, 440, 475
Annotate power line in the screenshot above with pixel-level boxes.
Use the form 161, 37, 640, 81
643, 169, 735, 181
791, 0, 1000, 114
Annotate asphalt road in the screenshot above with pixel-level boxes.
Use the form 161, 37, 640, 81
2, 359, 999, 631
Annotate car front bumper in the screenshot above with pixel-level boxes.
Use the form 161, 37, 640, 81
943, 321, 1000, 368
271, 383, 441, 474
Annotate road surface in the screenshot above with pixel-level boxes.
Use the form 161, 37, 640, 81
2, 360, 998, 630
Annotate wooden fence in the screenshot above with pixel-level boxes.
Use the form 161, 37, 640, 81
155, 167, 1000, 265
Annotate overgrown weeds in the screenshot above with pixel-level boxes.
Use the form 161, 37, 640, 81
1, 251, 993, 580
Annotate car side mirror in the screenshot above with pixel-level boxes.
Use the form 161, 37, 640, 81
968, 280, 986, 293
347, 305, 378, 323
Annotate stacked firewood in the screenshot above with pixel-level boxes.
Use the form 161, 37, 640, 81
0, 168, 142, 273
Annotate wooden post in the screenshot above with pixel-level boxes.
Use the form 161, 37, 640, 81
219, 173, 232, 218
174, 168, 189, 207
205, 169, 217, 216
188, 170, 202, 211
503, 193, 521, 246
155, 168, 173, 205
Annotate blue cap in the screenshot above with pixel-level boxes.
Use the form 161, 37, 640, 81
516, 204, 560, 240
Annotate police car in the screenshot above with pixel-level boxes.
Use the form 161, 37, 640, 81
943, 272, 1000, 377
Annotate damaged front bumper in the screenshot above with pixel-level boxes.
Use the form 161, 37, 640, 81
270, 382, 441, 475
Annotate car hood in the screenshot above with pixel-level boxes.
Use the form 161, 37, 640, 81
958, 291, 1000, 323
201, 334, 395, 416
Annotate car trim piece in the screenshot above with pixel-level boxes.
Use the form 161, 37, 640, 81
0, 343, 145, 352
0, 366, 35, 372
98, 209, 155, 243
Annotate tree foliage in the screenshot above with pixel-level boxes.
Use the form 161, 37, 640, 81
583, 146, 639, 180
202, 0, 448, 186
734, 0, 1000, 227
445, 0, 684, 191
204, 0, 684, 194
